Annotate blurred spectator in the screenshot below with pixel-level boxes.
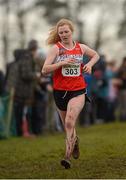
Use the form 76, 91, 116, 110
28, 40, 49, 135
105, 61, 118, 122
79, 55, 97, 127
117, 57, 126, 121
0, 70, 5, 96
5, 49, 25, 93
79, 73, 95, 127
91, 54, 108, 123
6, 48, 38, 136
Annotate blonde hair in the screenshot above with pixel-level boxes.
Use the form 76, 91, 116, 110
46, 18, 74, 45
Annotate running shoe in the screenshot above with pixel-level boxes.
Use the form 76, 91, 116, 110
60, 159, 71, 169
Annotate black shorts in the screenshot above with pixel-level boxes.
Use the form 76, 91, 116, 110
53, 89, 86, 111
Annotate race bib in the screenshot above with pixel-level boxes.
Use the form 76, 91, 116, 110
62, 63, 81, 77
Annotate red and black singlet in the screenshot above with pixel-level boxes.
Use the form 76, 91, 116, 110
53, 41, 87, 91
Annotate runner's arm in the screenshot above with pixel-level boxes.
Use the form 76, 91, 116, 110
80, 44, 100, 74
41, 45, 62, 75
80, 44, 100, 67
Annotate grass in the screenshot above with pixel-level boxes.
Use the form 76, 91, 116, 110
0, 122, 126, 179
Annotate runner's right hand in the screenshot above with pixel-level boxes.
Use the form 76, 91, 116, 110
60, 59, 76, 66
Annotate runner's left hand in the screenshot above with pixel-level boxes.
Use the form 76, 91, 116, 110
83, 64, 92, 74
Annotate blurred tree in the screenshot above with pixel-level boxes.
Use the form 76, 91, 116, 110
118, 0, 126, 39
14, 2, 27, 48
67, 0, 87, 43
94, 19, 103, 51
93, 5, 105, 51
0, 0, 10, 68
13, 0, 35, 48
35, 0, 88, 42
0, 0, 36, 69
35, 0, 68, 24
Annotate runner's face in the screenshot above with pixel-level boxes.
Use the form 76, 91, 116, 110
58, 25, 72, 44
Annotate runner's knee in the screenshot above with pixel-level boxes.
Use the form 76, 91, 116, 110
67, 111, 75, 121
65, 121, 73, 130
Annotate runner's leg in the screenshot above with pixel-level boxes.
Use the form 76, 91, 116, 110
65, 94, 85, 159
